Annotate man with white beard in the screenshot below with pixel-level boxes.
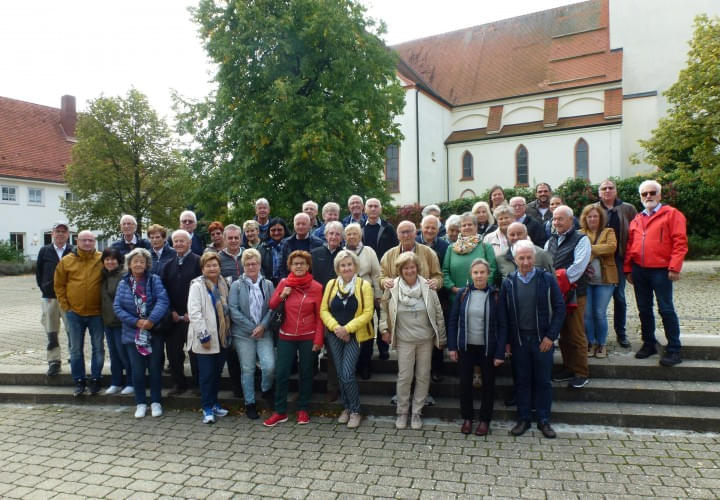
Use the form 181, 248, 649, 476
624, 180, 688, 367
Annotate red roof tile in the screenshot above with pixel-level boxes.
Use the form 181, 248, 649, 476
393, 0, 621, 106
445, 112, 621, 144
0, 96, 73, 183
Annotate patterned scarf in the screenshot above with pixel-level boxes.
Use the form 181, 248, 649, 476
243, 275, 264, 324
205, 277, 230, 348
398, 277, 424, 310
335, 274, 357, 302
130, 275, 152, 356
453, 234, 481, 255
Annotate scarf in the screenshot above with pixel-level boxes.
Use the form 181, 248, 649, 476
205, 277, 230, 348
398, 277, 424, 310
346, 242, 363, 254
453, 234, 481, 255
243, 275, 264, 324
130, 275, 152, 356
335, 274, 357, 301
285, 271, 314, 290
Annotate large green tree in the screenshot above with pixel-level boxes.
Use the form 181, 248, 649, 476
636, 15, 720, 182
63, 89, 192, 235
179, 0, 405, 221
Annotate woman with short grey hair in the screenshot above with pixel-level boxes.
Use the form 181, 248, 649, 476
483, 205, 514, 257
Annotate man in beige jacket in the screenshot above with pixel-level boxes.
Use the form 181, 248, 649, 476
379, 220, 443, 291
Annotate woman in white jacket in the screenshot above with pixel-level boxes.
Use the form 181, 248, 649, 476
187, 252, 232, 424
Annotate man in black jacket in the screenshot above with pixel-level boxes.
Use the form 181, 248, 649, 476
161, 230, 202, 394
510, 196, 547, 248
525, 183, 553, 225
36, 221, 73, 376
279, 213, 323, 277
110, 214, 151, 256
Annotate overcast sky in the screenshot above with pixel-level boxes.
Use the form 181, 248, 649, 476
0, 0, 581, 121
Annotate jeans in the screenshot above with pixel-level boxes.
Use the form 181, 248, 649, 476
512, 336, 553, 424
631, 264, 681, 353
105, 326, 131, 387
125, 334, 164, 405
197, 350, 226, 412
584, 284, 615, 346
458, 345, 496, 422
395, 339, 433, 416
234, 334, 275, 405
65, 311, 105, 382
326, 333, 361, 413
275, 339, 314, 414
613, 254, 628, 336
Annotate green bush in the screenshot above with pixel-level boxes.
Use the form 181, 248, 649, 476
0, 241, 25, 262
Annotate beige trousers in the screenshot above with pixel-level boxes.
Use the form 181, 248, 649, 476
40, 298, 68, 363
395, 339, 434, 416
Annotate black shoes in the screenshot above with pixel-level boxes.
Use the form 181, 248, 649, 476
73, 380, 86, 397
358, 366, 371, 380
379, 352, 390, 361
47, 362, 60, 377
660, 351, 682, 367
504, 397, 517, 407
431, 372, 443, 383
261, 389, 274, 401
245, 404, 259, 420
88, 378, 101, 395
510, 420, 531, 436
537, 422, 556, 439
635, 342, 658, 359
568, 376, 589, 389
617, 335, 631, 348
551, 368, 574, 382
167, 386, 188, 396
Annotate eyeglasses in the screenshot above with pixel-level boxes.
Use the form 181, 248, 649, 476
641, 191, 657, 197
600, 186, 615, 191
180, 219, 195, 224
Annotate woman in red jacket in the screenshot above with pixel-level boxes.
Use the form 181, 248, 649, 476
263, 250, 324, 427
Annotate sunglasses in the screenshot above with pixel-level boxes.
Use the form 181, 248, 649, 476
641, 191, 657, 197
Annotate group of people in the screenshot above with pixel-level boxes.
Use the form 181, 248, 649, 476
36, 178, 688, 437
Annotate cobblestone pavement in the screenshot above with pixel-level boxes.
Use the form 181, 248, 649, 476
2, 262, 719, 367
0, 403, 719, 499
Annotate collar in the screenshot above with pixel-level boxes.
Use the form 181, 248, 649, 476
516, 215, 526, 223
517, 267, 537, 284
642, 203, 662, 216
400, 243, 416, 253
366, 217, 381, 226
223, 247, 242, 257
124, 234, 138, 245
54, 244, 68, 252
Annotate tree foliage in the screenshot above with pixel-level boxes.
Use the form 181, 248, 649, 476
179, 0, 405, 221
63, 89, 192, 235
635, 15, 720, 182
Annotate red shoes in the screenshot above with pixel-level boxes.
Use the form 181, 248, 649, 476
262, 413, 288, 427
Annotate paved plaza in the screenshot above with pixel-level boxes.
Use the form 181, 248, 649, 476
0, 403, 719, 499
1, 264, 719, 498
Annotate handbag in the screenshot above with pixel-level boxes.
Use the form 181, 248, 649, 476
269, 300, 285, 334
585, 257, 602, 284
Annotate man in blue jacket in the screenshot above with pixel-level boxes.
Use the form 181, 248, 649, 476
498, 240, 565, 438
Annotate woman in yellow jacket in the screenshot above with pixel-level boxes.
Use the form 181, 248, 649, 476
320, 250, 374, 429
580, 204, 618, 358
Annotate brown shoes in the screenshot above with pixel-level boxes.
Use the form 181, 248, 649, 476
461, 420, 472, 434
475, 421, 490, 436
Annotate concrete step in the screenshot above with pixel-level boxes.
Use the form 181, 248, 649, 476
2, 386, 719, 432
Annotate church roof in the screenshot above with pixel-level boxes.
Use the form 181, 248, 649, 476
393, 0, 621, 106
0, 96, 73, 183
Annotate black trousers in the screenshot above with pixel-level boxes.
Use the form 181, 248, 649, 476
224, 345, 243, 395
458, 345, 496, 422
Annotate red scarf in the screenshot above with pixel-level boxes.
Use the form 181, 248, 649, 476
285, 272, 314, 290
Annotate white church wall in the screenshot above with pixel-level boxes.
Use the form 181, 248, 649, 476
502, 101, 544, 126
558, 92, 605, 118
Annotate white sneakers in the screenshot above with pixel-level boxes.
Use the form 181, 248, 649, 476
411, 414, 423, 430
120, 386, 135, 395
135, 404, 147, 418
396, 414, 407, 429
135, 403, 162, 418
347, 413, 362, 429
337, 409, 350, 424
104, 385, 121, 395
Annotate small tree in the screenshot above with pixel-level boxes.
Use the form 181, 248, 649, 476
63, 89, 192, 235
635, 15, 720, 182
179, 0, 405, 221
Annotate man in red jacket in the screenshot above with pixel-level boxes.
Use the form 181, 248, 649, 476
624, 180, 688, 366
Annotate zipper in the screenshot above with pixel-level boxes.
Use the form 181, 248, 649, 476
295, 292, 307, 334
509, 279, 522, 347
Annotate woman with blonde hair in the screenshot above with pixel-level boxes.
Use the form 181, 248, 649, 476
483, 205, 514, 258
380, 252, 446, 430
579, 204, 618, 358
471, 201, 497, 238
320, 250, 374, 428
187, 252, 232, 424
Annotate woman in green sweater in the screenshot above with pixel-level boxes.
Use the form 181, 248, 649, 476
443, 212, 498, 296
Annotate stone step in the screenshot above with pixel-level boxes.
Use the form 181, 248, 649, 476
2, 386, 719, 432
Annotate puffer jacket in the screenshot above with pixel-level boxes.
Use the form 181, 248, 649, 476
624, 205, 688, 273
54, 248, 103, 315
113, 273, 169, 344
447, 284, 504, 360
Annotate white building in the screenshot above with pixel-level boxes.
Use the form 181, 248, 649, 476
0, 95, 77, 260
386, 0, 720, 205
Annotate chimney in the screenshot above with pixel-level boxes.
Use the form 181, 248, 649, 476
60, 95, 77, 138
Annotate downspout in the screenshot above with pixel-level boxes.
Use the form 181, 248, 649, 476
415, 89, 420, 204
445, 144, 449, 202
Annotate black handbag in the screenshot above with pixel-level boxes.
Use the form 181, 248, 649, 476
269, 301, 285, 334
